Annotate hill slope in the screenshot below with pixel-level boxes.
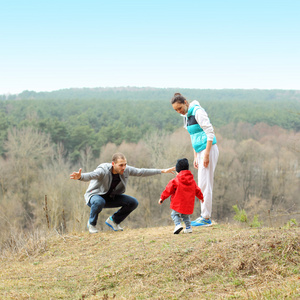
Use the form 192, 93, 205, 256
0, 225, 299, 299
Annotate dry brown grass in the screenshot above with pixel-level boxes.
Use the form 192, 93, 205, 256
0, 224, 299, 299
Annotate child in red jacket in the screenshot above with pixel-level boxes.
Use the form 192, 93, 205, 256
159, 158, 203, 234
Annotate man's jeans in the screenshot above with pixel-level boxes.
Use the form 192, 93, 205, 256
87, 194, 138, 225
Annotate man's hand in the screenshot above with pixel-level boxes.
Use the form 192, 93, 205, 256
161, 166, 176, 174
70, 168, 82, 180
158, 199, 163, 204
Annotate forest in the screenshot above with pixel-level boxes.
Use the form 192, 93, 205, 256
0, 87, 299, 246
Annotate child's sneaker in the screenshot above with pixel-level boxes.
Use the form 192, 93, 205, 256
173, 224, 183, 234
191, 217, 212, 227
183, 227, 192, 233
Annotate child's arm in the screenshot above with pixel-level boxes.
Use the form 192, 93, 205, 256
159, 179, 176, 204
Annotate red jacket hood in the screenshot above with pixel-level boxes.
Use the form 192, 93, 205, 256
176, 170, 196, 185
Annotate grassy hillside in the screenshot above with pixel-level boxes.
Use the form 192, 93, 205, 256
0, 224, 299, 300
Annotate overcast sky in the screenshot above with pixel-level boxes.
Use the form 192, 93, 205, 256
1, 0, 299, 94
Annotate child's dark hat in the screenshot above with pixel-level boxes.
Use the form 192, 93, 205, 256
176, 158, 189, 173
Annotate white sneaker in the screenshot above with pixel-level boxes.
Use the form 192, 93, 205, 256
105, 216, 121, 231
173, 224, 183, 234
116, 224, 123, 231
87, 221, 98, 234
183, 227, 193, 233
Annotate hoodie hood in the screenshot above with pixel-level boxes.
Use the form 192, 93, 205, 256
187, 100, 201, 117
176, 170, 195, 186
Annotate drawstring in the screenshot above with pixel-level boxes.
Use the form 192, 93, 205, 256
181, 114, 187, 129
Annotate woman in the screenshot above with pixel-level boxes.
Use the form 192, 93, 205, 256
171, 93, 219, 226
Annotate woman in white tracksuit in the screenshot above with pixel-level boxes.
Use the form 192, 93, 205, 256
171, 93, 219, 227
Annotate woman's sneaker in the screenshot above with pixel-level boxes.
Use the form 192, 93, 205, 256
173, 224, 183, 234
191, 217, 212, 227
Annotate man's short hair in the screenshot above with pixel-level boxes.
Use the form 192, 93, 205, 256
112, 153, 126, 163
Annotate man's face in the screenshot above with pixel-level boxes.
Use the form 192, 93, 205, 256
112, 158, 127, 175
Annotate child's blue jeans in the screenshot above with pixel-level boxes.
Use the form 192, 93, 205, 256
171, 210, 191, 228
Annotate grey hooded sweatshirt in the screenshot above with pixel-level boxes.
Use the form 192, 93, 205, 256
80, 163, 162, 204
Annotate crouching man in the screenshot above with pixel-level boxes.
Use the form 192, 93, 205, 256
70, 153, 175, 233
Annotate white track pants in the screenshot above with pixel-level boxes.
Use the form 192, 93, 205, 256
196, 144, 219, 219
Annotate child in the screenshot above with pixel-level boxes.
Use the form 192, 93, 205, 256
159, 158, 203, 234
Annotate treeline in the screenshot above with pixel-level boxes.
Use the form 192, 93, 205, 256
2, 87, 300, 103
0, 125, 299, 247
0, 88, 299, 162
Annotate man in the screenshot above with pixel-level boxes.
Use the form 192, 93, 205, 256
70, 153, 175, 233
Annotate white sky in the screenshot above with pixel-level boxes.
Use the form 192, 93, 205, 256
1, 0, 299, 94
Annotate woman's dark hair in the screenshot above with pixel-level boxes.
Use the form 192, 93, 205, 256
171, 93, 187, 104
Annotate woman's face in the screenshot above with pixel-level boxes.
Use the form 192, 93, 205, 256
172, 100, 189, 115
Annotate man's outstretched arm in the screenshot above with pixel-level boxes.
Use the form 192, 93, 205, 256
127, 165, 175, 177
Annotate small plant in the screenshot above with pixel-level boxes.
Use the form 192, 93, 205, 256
250, 214, 262, 228
232, 205, 248, 223
232, 206, 263, 228
283, 218, 298, 229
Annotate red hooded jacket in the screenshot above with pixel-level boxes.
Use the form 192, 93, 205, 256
160, 170, 203, 215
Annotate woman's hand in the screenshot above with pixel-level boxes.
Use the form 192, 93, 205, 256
203, 152, 210, 168
193, 157, 198, 169
203, 141, 212, 168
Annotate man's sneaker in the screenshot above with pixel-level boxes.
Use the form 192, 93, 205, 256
191, 217, 212, 227
116, 223, 123, 231
183, 227, 193, 233
87, 221, 98, 234
173, 224, 183, 234
105, 216, 121, 231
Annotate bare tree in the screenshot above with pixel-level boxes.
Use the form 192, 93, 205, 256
3, 127, 53, 225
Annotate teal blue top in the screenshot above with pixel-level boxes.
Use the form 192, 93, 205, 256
186, 103, 217, 153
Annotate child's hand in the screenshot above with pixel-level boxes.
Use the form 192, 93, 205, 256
158, 199, 163, 204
